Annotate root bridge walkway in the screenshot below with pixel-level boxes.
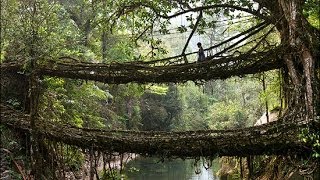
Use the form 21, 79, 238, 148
1, 48, 283, 84
1, 104, 312, 158
1, 46, 314, 158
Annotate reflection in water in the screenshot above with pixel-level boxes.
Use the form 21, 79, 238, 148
123, 157, 219, 180
190, 166, 216, 180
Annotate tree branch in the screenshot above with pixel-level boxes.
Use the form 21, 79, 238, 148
112, 2, 269, 22
212, 23, 268, 57
204, 22, 268, 53
253, 0, 278, 13
181, 10, 203, 56
66, 8, 83, 28
153, 4, 269, 21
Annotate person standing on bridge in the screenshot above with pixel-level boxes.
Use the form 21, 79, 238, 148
197, 42, 205, 62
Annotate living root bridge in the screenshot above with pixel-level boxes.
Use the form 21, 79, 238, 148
1, 48, 283, 84
1, 104, 311, 158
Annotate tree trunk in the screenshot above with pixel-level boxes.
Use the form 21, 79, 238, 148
84, 20, 91, 47
276, 0, 319, 121
101, 29, 107, 62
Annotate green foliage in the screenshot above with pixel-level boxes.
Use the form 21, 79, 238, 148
62, 146, 85, 171
304, 0, 320, 29
175, 73, 282, 131
106, 39, 136, 62
1, 0, 283, 133
145, 85, 168, 95
2, 0, 312, 177
300, 127, 320, 159
100, 169, 126, 180
40, 77, 110, 128
208, 77, 265, 129
1, 0, 74, 62
258, 71, 282, 112
209, 101, 247, 129
141, 85, 181, 131
177, 82, 210, 130
108, 84, 144, 130
0, 125, 30, 178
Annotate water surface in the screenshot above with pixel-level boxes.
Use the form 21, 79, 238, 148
123, 157, 219, 180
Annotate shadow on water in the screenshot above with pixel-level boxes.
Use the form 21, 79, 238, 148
123, 157, 220, 180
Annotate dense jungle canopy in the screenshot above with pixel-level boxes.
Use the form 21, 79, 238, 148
1, 0, 319, 179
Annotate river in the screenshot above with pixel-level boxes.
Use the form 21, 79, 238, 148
123, 157, 220, 180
